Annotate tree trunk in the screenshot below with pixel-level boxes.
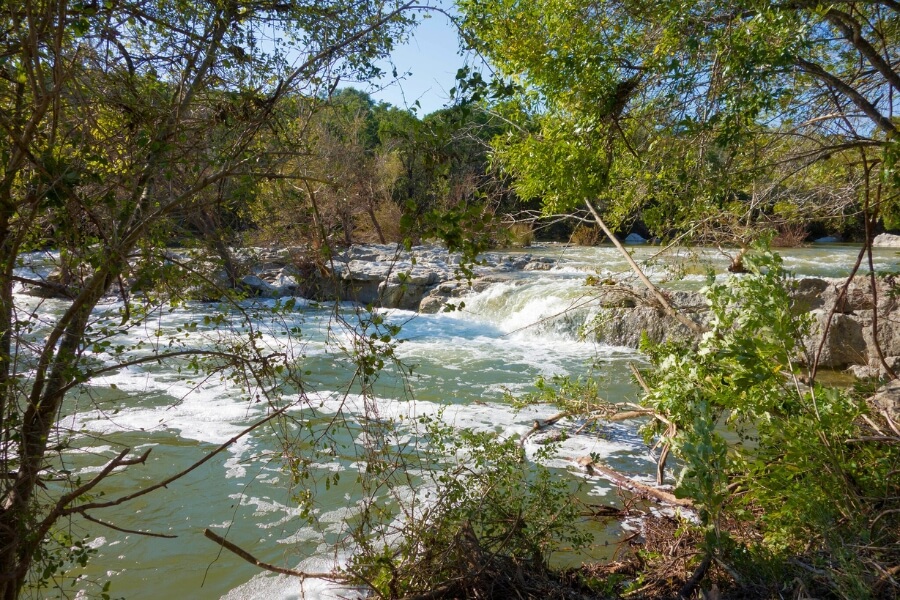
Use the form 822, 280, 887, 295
367, 201, 386, 244
0, 270, 109, 598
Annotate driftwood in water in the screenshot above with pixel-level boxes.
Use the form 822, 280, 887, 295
575, 456, 693, 508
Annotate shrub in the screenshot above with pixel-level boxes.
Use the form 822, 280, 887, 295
770, 222, 809, 247
344, 415, 590, 598
640, 251, 900, 598
569, 224, 601, 246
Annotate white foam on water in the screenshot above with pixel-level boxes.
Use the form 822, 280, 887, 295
294, 390, 652, 487
87, 537, 106, 550
220, 569, 366, 600
70, 369, 267, 444
649, 505, 699, 524
275, 526, 324, 546
11, 244, 899, 600
209, 520, 233, 528
224, 437, 253, 479
229, 493, 300, 519
587, 485, 612, 498
318, 506, 361, 523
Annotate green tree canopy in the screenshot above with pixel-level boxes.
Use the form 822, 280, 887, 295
0, 1, 417, 596
458, 0, 900, 239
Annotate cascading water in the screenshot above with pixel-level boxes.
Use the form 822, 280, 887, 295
14, 244, 900, 599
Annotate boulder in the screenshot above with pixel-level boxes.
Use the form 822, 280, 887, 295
240, 275, 276, 297
793, 278, 830, 311
524, 257, 556, 271
868, 379, 900, 423
579, 275, 900, 374
873, 233, 900, 247
419, 294, 450, 314
589, 305, 698, 348
805, 311, 868, 368
271, 271, 301, 296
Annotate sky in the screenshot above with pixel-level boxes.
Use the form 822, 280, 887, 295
363, 5, 478, 116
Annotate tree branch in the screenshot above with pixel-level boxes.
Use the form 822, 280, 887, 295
82, 512, 177, 539
796, 57, 896, 135
203, 529, 348, 581
584, 199, 705, 334
575, 456, 693, 507
60, 399, 299, 515
823, 8, 900, 96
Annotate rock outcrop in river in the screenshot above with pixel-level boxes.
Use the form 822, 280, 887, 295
20, 243, 900, 377
239, 244, 558, 311
568, 274, 900, 378
233, 243, 900, 377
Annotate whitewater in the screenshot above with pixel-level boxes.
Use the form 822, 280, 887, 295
14, 243, 899, 599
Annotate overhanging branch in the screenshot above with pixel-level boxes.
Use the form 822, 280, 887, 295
204, 529, 348, 581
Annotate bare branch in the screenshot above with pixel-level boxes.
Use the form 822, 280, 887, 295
82, 513, 177, 539
203, 529, 348, 581
584, 199, 705, 334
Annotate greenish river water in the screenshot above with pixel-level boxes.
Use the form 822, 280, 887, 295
16, 244, 899, 599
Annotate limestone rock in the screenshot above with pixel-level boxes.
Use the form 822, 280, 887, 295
873, 233, 900, 247
793, 278, 830, 311
419, 295, 450, 314
240, 275, 276, 297
524, 257, 556, 271
868, 379, 900, 423
806, 311, 868, 368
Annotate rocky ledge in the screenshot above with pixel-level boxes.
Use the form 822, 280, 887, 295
584, 275, 900, 378
240, 244, 900, 377
239, 244, 557, 311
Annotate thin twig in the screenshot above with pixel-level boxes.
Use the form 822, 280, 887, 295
82, 513, 177, 539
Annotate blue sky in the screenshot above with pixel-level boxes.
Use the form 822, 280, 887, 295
365, 6, 475, 115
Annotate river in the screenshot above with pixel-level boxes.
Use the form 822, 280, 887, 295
16, 243, 900, 599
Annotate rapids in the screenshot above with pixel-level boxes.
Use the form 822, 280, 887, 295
15, 243, 900, 599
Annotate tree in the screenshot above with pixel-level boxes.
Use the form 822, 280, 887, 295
0, 0, 417, 596
455, 2, 900, 595
457, 0, 900, 244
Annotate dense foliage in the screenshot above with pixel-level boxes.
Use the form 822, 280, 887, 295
0, 1, 418, 597
641, 253, 900, 597
458, 0, 900, 243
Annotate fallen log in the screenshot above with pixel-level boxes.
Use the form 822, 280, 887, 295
575, 456, 693, 508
